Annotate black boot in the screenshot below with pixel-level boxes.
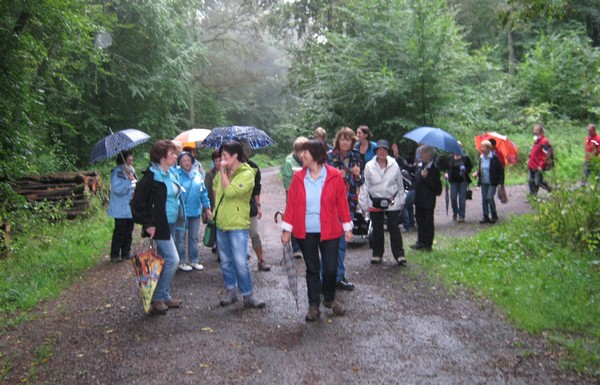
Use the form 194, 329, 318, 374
479, 216, 491, 224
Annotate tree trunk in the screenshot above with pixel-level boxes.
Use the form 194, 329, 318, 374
507, 27, 515, 75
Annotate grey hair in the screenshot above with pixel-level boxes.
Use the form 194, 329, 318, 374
421, 145, 437, 157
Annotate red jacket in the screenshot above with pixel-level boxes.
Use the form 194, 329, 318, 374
282, 164, 353, 241
528, 135, 549, 171
585, 134, 600, 161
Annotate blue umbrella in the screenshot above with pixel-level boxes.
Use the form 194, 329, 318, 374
403, 126, 463, 154
203, 126, 274, 149
89, 129, 150, 164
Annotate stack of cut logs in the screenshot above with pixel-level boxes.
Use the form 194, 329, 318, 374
11, 171, 102, 219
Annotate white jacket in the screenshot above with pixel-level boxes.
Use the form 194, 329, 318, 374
359, 155, 405, 212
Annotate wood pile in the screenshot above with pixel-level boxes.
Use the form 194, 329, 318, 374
11, 171, 102, 219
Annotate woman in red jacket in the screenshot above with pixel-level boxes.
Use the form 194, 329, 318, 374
281, 139, 353, 322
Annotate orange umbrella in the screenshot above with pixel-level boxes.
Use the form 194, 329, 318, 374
173, 128, 211, 148
474, 132, 519, 165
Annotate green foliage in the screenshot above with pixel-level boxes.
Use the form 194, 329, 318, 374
516, 27, 600, 121
532, 178, 600, 252
0, 197, 112, 319
415, 216, 600, 375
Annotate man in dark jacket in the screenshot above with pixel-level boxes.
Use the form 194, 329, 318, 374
411, 145, 442, 251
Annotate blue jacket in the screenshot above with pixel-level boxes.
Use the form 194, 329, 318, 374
107, 166, 134, 219
176, 167, 210, 218
354, 140, 377, 164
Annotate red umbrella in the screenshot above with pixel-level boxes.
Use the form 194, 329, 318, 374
474, 132, 519, 165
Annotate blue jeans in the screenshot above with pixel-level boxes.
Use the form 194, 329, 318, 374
450, 181, 468, 219
481, 184, 498, 218
175, 216, 201, 264
402, 189, 415, 229
335, 211, 354, 282
153, 223, 180, 302
216, 228, 254, 296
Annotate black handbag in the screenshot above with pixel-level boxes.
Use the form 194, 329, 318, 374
369, 193, 396, 210
203, 194, 223, 247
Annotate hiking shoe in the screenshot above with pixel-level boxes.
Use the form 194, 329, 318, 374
479, 216, 491, 224
395, 256, 407, 266
370, 256, 382, 264
179, 263, 193, 272
293, 251, 303, 259
165, 298, 182, 308
457, 217, 465, 223
151, 301, 168, 315
243, 296, 266, 309
323, 300, 345, 316
490, 214, 498, 223
190, 263, 204, 271
219, 290, 239, 307
111, 257, 122, 263
258, 261, 271, 272
305, 306, 320, 322
336, 279, 355, 291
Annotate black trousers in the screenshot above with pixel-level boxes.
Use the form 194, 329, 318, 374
370, 210, 404, 258
110, 218, 135, 259
297, 233, 340, 306
415, 207, 435, 248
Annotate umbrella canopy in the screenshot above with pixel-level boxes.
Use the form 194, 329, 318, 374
203, 126, 274, 149
131, 242, 164, 314
282, 241, 299, 311
474, 132, 519, 165
403, 126, 463, 155
90, 128, 150, 164
173, 128, 211, 148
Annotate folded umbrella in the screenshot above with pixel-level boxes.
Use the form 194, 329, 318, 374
282, 241, 299, 311
131, 240, 164, 314
90, 128, 150, 164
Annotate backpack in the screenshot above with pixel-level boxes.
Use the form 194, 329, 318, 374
543, 142, 555, 171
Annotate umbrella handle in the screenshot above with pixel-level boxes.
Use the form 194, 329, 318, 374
274, 211, 283, 224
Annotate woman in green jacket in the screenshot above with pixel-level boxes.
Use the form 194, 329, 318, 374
213, 141, 265, 309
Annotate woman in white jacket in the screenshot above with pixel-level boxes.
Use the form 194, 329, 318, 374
359, 140, 406, 265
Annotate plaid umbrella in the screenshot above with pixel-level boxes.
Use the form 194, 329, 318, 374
90, 128, 150, 164
203, 126, 274, 149
282, 241, 299, 311
131, 240, 164, 314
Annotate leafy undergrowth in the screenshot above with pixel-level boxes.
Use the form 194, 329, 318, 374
415, 215, 600, 377
0, 201, 112, 328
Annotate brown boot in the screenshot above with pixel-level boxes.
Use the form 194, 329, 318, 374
258, 260, 271, 271
165, 298, 182, 308
151, 301, 168, 315
323, 300, 345, 316
305, 306, 320, 322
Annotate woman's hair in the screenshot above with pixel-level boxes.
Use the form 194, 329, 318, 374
357, 125, 371, 139
219, 141, 247, 163
313, 127, 327, 140
480, 140, 492, 150
333, 126, 357, 150
211, 149, 220, 161
301, 139, 328, 164
293, 136, 309, 152
177, 151, 195, 166
421, 145, 437, 157
150, 140, 177, 163
116, 150, 133, 165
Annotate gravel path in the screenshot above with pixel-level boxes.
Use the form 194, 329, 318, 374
0, 167, 593, 385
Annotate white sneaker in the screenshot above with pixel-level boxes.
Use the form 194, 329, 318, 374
179, 263, 193, 272
191, 263, 204, 271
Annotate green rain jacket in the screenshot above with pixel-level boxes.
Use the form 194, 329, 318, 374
213, 162, 256, 230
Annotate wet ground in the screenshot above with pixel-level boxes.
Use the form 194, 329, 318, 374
0, 167, 594, 385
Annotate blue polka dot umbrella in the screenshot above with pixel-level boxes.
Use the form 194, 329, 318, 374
203, 126, 274, 149
89, 129, 150, 163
